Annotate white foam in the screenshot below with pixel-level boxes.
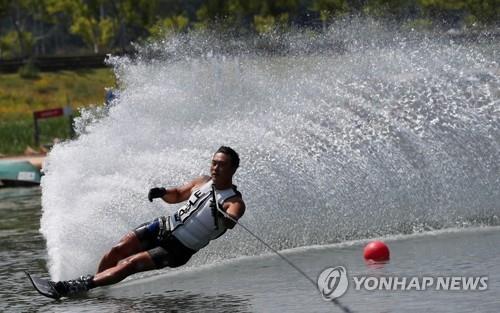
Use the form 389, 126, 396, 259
40, 21, 500, 280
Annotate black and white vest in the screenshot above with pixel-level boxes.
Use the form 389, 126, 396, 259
170, 180, 240, 251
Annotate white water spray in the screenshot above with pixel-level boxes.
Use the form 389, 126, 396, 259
41, 20, 500, 280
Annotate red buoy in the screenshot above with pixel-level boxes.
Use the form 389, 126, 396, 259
364, 240, 390, 262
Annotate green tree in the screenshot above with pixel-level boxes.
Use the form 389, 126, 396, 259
418, 0, 464, 21
46, 0, 116, 53
464, 0, 499, 25
310, 0, 349, 30
193, 0, 301, 31
419, 0, 499, 25
0, 0, 9, 16
70, 14, 115, 53
110, 0, 159, 47
253, 14, 276, 33
0, 0, 38, 58
363, 0, 419, 19
195, 0, 235, 29
148, 14, 189, 39
0, 30, 34, 58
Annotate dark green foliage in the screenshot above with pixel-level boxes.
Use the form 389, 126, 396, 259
0, 0, 497, 59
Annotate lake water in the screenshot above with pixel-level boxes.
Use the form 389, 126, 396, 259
1, 186, 498, 313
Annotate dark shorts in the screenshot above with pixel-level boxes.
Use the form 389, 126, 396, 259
134, 217, 196, 269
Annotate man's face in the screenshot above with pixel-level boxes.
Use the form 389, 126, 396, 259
211, 152, 235, 183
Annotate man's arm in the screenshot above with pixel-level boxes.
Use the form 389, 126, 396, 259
149, 176, 210, 204
222, 198, 246, 229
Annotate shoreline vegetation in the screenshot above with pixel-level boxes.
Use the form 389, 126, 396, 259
0, 1, 497, 60
0, 68, 115, 156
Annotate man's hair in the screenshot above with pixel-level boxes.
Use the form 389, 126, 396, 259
216, 146, 240, 169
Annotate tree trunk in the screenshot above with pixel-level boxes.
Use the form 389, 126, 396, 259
10, 4, 26, 58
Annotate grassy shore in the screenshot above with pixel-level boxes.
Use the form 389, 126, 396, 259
0, 68, 115, 156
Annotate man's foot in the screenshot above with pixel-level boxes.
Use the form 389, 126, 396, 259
53, 275, 95, 298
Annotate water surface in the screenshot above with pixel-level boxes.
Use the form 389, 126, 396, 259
1, 188, 498, 312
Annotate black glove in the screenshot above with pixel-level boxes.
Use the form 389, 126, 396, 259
148, 187, 167, 202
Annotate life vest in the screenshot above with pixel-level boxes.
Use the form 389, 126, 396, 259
170, 180, 240, 251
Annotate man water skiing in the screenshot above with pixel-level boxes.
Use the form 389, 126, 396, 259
50, 146, 245, 298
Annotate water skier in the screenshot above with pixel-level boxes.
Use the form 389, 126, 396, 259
50, 146, 245, 298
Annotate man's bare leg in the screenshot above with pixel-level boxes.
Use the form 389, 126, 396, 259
97, 232, 143, 273
93, 251, 157, 287
52, 251, 157, 297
